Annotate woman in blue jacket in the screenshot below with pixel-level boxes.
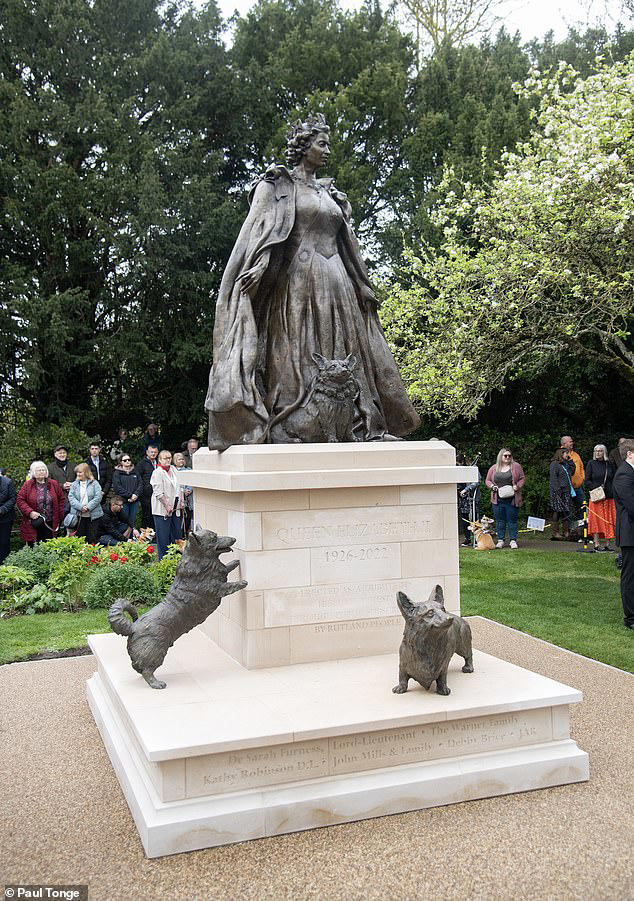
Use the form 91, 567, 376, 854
68, 463, 103, 543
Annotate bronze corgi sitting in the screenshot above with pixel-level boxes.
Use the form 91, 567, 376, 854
269, 353, 360, 444
392, 586, 474, 696
108, 528, 247, 689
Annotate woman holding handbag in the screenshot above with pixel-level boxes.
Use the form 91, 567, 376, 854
17, 462, 65, 546
485, 448, 526, 549
584, 444, 616, 551
68, 463, 104, 543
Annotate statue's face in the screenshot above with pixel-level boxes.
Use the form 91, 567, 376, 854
304, 131, 330, 169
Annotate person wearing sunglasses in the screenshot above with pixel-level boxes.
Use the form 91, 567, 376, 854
485, 448, 526, 549
112, 455, 142, 527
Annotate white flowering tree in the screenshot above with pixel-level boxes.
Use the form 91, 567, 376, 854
382, 53, 634, 421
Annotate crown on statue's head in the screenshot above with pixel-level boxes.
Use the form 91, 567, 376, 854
287, 112, 329, 140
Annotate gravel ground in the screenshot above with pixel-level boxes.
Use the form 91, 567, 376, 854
1, 616, 633, 901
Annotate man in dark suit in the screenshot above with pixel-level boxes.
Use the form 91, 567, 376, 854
612, 438, 634, 630
137, 444, 159, 529
85, 441, 113, 499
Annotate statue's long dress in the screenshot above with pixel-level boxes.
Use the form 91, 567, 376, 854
264, 183, 392, 439
205, 167, 419, 450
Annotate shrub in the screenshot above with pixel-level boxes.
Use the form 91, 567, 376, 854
0, 565, 35, 600
151, 545, 182, 596
6, 543, 68, 582
2, 583, 65, 615
47, 555, 91, 610
83, 562, 160, 609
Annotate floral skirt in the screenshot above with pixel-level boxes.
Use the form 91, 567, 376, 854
587, 498, 616, 539
550, 487, 571, 514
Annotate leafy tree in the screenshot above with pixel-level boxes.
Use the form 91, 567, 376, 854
392, 30, 532, 258
229, 0, 415, 252
529, 24, 634, 75
0, 0, 243, 439
382, 54, 634, 421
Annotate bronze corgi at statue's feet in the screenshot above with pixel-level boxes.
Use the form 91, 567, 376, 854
108, 528, 246, 689
392, 585, 474, 696
269, 353, 360, 444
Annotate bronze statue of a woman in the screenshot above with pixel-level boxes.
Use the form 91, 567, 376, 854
205, 114, 420, 451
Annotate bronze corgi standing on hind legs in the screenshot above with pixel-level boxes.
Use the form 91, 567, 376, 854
108, 527, 247, 689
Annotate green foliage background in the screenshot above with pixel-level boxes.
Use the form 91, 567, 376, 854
0, 0, 632, 458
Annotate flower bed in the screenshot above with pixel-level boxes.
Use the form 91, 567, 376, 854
0, 537, 180, 615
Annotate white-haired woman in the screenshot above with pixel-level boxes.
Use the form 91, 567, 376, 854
584, 444, 616, 551
485, 448, 526, 549
17, 461, 65, 546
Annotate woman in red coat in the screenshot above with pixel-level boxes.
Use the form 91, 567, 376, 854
17, 461, 66, 546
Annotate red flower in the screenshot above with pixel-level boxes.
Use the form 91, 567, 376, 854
147, 545, 155, 554
110, 552, 119, 561
91, 555, 99, 563
121, 556, 128, 563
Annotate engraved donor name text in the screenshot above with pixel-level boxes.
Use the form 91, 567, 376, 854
186, 709, 552, 799
329, 711, 551, 774
191, 741, 329, 796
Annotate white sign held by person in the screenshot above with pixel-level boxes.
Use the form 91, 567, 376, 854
526, 516, 546, 532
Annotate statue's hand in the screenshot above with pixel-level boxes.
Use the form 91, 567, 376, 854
239, 256, 268, 296
360, 284, 380, 308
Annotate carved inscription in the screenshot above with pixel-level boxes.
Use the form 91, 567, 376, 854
329, 709, 553, 775
264, 578, 440, 627
311, 543, 401, 584
186, 738, 329, 798
312, 616, 401, 634
183, 709, 554, 799
262, 505, 443, 550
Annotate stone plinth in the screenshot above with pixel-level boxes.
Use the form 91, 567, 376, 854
87, 630, 589, 859
181, 442, 474, 667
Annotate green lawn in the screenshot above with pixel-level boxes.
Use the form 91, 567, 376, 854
0, 606, 150, 666
0, 608, 111, 664
460, 547, 633, 672
0, 549, 632, 672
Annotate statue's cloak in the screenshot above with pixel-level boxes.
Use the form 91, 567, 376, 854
205, 165, 419, 451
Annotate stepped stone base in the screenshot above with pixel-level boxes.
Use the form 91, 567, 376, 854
87, 630, 589, 858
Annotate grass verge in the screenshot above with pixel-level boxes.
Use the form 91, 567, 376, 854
0, 607, 148, 666
460, 547, 633, 673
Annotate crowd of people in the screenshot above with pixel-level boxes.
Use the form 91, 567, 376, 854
2, 427, 633, 633
0, 425, 201, 564
457, 435, 634, 632
457, 435, 633, 552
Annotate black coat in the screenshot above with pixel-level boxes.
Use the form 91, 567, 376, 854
112, 468, 142, 502
85, 456, 113, 497
99, 505, 133, 539
136, 457, 158, 499
0, 474, 16, 523
613, 462, 634, 547
584, 459, 616, 499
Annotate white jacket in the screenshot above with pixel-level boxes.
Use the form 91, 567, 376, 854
150, 466, 183, 518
